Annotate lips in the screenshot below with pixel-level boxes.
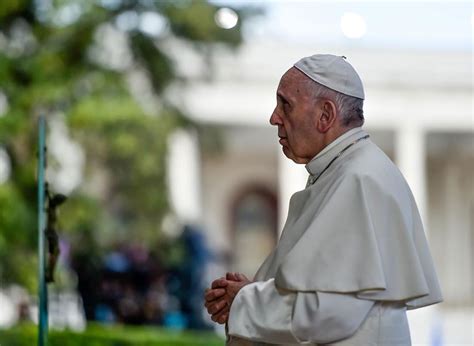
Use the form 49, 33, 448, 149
279, 137, 288, 145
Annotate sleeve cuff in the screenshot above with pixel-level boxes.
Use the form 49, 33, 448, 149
227, 279, 299, 344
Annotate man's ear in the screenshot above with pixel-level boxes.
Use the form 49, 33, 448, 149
316, 99, 338, 133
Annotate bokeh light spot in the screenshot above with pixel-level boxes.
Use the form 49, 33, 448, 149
215, 8, 238, 30
139, 12, 167, 37
341, 12, 367, 39
0, 147, 11, 184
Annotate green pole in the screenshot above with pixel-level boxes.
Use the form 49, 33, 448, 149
37, 116, 48, 346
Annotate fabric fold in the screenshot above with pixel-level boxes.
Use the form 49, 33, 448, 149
254, 134, 442, 310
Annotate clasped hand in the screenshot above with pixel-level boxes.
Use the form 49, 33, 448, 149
204, 272, 251, 324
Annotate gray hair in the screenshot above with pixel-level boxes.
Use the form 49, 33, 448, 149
303, 79, 364, 127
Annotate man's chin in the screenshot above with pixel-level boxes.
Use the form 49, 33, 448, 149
282, 146, 298, 162
282, 146, 308, 164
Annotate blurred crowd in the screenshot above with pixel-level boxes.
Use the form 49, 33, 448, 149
72, 224, 212, 329
0, 224, 214, 331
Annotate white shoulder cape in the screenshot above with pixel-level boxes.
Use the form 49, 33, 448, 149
254, 129, 442, 310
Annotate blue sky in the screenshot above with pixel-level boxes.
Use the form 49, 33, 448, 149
213, 1, 472, 52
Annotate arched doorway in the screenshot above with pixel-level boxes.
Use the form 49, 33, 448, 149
230, 186, 278, 278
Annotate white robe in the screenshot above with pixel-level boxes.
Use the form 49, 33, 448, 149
226, 127, 442, 345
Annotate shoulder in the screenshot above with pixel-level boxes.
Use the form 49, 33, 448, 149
342, 141, 404, 183
337, 141, 412, 202
346, 141, 398, 174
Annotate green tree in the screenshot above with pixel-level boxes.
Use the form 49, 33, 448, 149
0, 0, 258, 291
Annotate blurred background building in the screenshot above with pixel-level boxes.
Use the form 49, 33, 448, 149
0, 1, 471, 345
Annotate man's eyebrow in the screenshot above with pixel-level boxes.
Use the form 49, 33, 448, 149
277, 92, 291, 104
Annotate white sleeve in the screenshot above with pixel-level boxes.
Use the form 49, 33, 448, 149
227, 278, 375, 345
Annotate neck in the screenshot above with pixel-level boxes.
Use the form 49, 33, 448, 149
322, 125, 358, 149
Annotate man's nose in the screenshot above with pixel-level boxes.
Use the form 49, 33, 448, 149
269, 109, 281, 126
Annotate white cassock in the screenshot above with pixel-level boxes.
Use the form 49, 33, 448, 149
226, 127, 443, 345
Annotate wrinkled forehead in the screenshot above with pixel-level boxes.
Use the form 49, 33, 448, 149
277, 67, 312, 95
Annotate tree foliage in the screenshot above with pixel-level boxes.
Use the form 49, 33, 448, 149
0, 0, 257, 291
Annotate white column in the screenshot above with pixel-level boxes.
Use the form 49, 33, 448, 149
395, 126, 427, 225
277, 151, 308, 232
167, 129, 202, 223
395, 127, 439, 345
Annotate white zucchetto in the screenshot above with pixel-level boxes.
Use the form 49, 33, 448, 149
294, 54, 365, 100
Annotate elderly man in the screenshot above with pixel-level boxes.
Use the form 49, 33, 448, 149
204, 54, 442, 345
